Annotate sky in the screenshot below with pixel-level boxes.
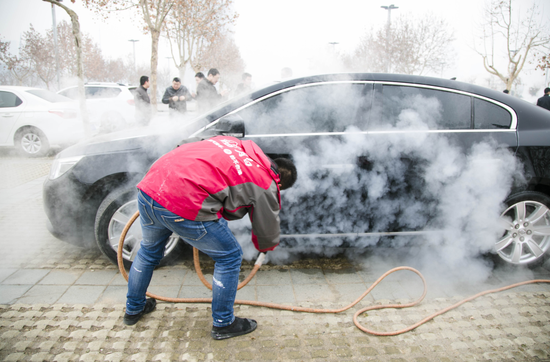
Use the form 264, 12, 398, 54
0, 0, 548, 98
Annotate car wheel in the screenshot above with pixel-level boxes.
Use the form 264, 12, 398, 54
495, 191, 550, 267
15, 127, 50, 157
94, 187, 183, 269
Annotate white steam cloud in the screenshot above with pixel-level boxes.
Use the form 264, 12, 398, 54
232, 91, 525, 286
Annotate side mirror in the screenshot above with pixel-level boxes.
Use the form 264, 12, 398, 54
210, 114, 245, 138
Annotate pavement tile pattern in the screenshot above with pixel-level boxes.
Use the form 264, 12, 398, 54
1, 153, 550, 361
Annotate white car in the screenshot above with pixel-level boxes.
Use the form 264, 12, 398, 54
58, 83, 136, 133
0, 86, 85, 157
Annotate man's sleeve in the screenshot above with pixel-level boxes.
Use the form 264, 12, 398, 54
162, 88, 171, 104
249, 182, 281, 252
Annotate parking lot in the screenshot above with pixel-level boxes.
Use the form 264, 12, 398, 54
1, 151, 550, 361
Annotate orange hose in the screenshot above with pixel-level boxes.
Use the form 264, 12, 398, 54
118, 210, 550, 336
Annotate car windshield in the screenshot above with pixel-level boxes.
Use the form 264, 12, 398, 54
26, 89, 72, 103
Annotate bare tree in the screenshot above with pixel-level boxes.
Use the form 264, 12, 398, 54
475, 0, 550, 91
534, 53, 549, 76
194, 33, 245, 90
0, 38, 33, 85
346, 13, 455, 76
21, 26, 56, 89
83, 0, 176, 106
164, 0, 237, 80
43, 0, 91, 136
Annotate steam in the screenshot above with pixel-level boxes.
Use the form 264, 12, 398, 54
232, 92, 525, 286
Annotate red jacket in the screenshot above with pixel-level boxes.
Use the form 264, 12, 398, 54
137, 136, 282, 252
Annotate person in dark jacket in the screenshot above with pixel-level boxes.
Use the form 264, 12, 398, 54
162, 77, 190, 116
134, 75, 152, 126
196, 68, 227, 112
123, 136, 297, 340
537, 88, 550, 111
235, 72, 252, 95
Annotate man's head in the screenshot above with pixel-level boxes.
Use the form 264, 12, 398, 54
207, 68, 221, 85
195, 72, 205, 84
281, 67, 293, 80
140, 75, 149, 88
274, 158, 297, 190
242, 72, 252, 85
172, 77, 181, 90
545, 87, 550, 95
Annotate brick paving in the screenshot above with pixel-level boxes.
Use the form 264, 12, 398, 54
1, 153, 550, 361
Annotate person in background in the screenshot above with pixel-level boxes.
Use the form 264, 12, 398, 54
134, 75, 152, 126
503, 89, 509, 94
195, 72, 205, 85
196, 68, 227, 112
123, 136, 298, 340
281, 67, 293, 80
235, 73, 252, 95
191, 72, 205, 99
536, 87, 550, 111
162, 77, 191, 117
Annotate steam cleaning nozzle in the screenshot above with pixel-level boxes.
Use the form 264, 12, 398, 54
255, 252, 267, 266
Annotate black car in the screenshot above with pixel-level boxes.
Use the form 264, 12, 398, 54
43, 73, 550, 268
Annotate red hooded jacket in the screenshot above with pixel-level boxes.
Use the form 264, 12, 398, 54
137, 136, 282, 252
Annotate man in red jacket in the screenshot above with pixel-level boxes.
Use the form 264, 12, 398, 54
123, 136, 297, 340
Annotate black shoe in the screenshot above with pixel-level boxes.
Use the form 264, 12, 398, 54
123, 298, 157, 326
211, 317, 257, 340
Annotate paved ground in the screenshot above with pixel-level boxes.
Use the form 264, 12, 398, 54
1, 151, 550, 361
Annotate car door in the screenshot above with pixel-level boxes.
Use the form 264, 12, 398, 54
0, 90, 25, 145
361, 83, 519, 235
216, 81, 375, 242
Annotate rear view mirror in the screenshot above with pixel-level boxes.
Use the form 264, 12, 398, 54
210, 114, 245, 138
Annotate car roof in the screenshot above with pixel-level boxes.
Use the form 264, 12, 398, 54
258, 73, 502, 100
0, 86, 47, 92
253, 72, 541, 115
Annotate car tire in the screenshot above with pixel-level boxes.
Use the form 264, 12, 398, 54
15, 127, 50, 157
495, 191, 550, 267
94, 187, 184, 269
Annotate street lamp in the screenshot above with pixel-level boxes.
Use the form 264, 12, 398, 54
328, 42, 339, 51
381, 4, 399, 73
381, 4, 398, 25
128, 39, 139, 71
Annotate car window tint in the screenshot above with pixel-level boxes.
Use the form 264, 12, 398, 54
26, 90, 71, 103
474, 98, 511, 129
59, 87, 79, 100
372, 85, 471, 130
0, 91, 22, 108
86, 87, 122, 99
237, 83, 369, 135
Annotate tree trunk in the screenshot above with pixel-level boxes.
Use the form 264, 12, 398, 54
42, 0, 91, 137
178, 65, 186, 81
150, 29, 160, 108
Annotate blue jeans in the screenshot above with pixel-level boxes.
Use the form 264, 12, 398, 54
126, 189, 243, 327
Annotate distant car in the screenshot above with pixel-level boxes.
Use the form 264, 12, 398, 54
58, 82, 136, 133
44, 73, 550, 269
0, 86, 85, 157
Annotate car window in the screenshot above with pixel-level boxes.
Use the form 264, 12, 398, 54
58, 87, 79, 100
86, 87, 122, 99
371, 85, 471, 130
235, 83, 371, 135
0, 91, 23, 108
26, 89, 71, 103
474, 98, 512, 129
